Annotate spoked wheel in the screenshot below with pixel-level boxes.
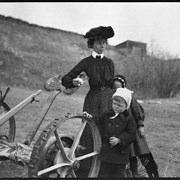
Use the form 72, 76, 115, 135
0, 101, 16, 142
28, 113, 102, 178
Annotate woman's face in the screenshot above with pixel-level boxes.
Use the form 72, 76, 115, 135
92, 39, 107, 54
112, 80, 123, 93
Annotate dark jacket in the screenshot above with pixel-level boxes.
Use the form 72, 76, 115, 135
93, 109, 136, 164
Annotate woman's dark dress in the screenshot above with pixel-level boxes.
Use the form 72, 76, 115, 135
128, 95, 159, 177
128, 96, 150, 156
61, 55, 114, 113
61, 55, 114, 174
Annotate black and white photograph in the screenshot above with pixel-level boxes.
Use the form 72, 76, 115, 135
0, 2, 179, 178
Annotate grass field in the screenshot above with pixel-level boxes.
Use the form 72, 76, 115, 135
0, 86, 180, 177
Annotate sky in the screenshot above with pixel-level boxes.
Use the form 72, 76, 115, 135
0, 2, 180, 57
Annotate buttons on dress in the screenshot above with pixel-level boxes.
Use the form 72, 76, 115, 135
108, 122, 112, 126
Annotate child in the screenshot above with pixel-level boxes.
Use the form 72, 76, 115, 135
111, 74, 159, 178
83, 88, 136, 177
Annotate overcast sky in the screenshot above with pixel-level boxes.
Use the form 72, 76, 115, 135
0, 2, 180, 56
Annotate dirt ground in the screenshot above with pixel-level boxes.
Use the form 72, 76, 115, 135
0, 86, 180, 177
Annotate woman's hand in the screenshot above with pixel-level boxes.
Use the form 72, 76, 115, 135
73, 77, 83, 87
109, 137, 120, 147
138, 126, 145, 137
83, 111, 92, 118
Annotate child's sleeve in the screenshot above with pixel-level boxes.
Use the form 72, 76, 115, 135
130, 95, 145, 127
118, 115, 136, 147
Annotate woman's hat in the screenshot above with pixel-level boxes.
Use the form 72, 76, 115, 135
84, 26, 114, 39
112, 88, 132, 109
112, 74, 127, 88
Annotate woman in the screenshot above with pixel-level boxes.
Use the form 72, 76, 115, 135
60, 26, 115, 176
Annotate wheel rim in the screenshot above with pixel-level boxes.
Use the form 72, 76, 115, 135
28, 114, 102, 178
0, 102, 16, 142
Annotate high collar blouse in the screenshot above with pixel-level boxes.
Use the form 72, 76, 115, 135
62, 55, 115, 89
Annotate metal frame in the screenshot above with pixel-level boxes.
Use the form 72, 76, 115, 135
0, 86, 101, 178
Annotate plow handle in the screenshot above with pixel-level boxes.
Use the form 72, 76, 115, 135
0, 90, 42, 127
23, 91, 61, 145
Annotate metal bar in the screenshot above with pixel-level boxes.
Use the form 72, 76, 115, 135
0, 90, 42, 126
23, 91, 61, 145
69, 170, 76, 177
75, 150, 99, 161
68, 120, 86, 159
54, 129, 70, 162
37, 162, 71, 176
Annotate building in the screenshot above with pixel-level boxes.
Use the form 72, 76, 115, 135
115, 40, 147, 57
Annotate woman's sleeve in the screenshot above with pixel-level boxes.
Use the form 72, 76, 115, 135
61, 59, 86, 88
130, 96, 145, 127
111, 59, 115, 76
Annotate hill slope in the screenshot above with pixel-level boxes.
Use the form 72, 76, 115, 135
0, 15, 125, 89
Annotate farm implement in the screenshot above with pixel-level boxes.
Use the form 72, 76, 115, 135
0, 75, 101, 177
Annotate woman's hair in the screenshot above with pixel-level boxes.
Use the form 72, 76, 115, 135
87, 38, 108, 48
87, 38, 95, 48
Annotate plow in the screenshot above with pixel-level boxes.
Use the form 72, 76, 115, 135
0, 75, 102, 177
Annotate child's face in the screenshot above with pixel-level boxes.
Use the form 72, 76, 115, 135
112, 80, 123, 93
92, 39, 107, 54
112, 99, 126, 113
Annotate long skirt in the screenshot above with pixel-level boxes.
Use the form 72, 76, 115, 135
129, 133, 159, 177
78, 87, 113, 175
128, 133, 150, 176
99, 161, 126, 177
83, 87, 113, 114
130, 132, 150, 157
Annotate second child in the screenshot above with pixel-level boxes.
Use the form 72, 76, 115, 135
111, 74, 159, 178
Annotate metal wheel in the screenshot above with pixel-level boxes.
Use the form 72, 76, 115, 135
28, 113, 102, 178
0, 101, 16, 142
